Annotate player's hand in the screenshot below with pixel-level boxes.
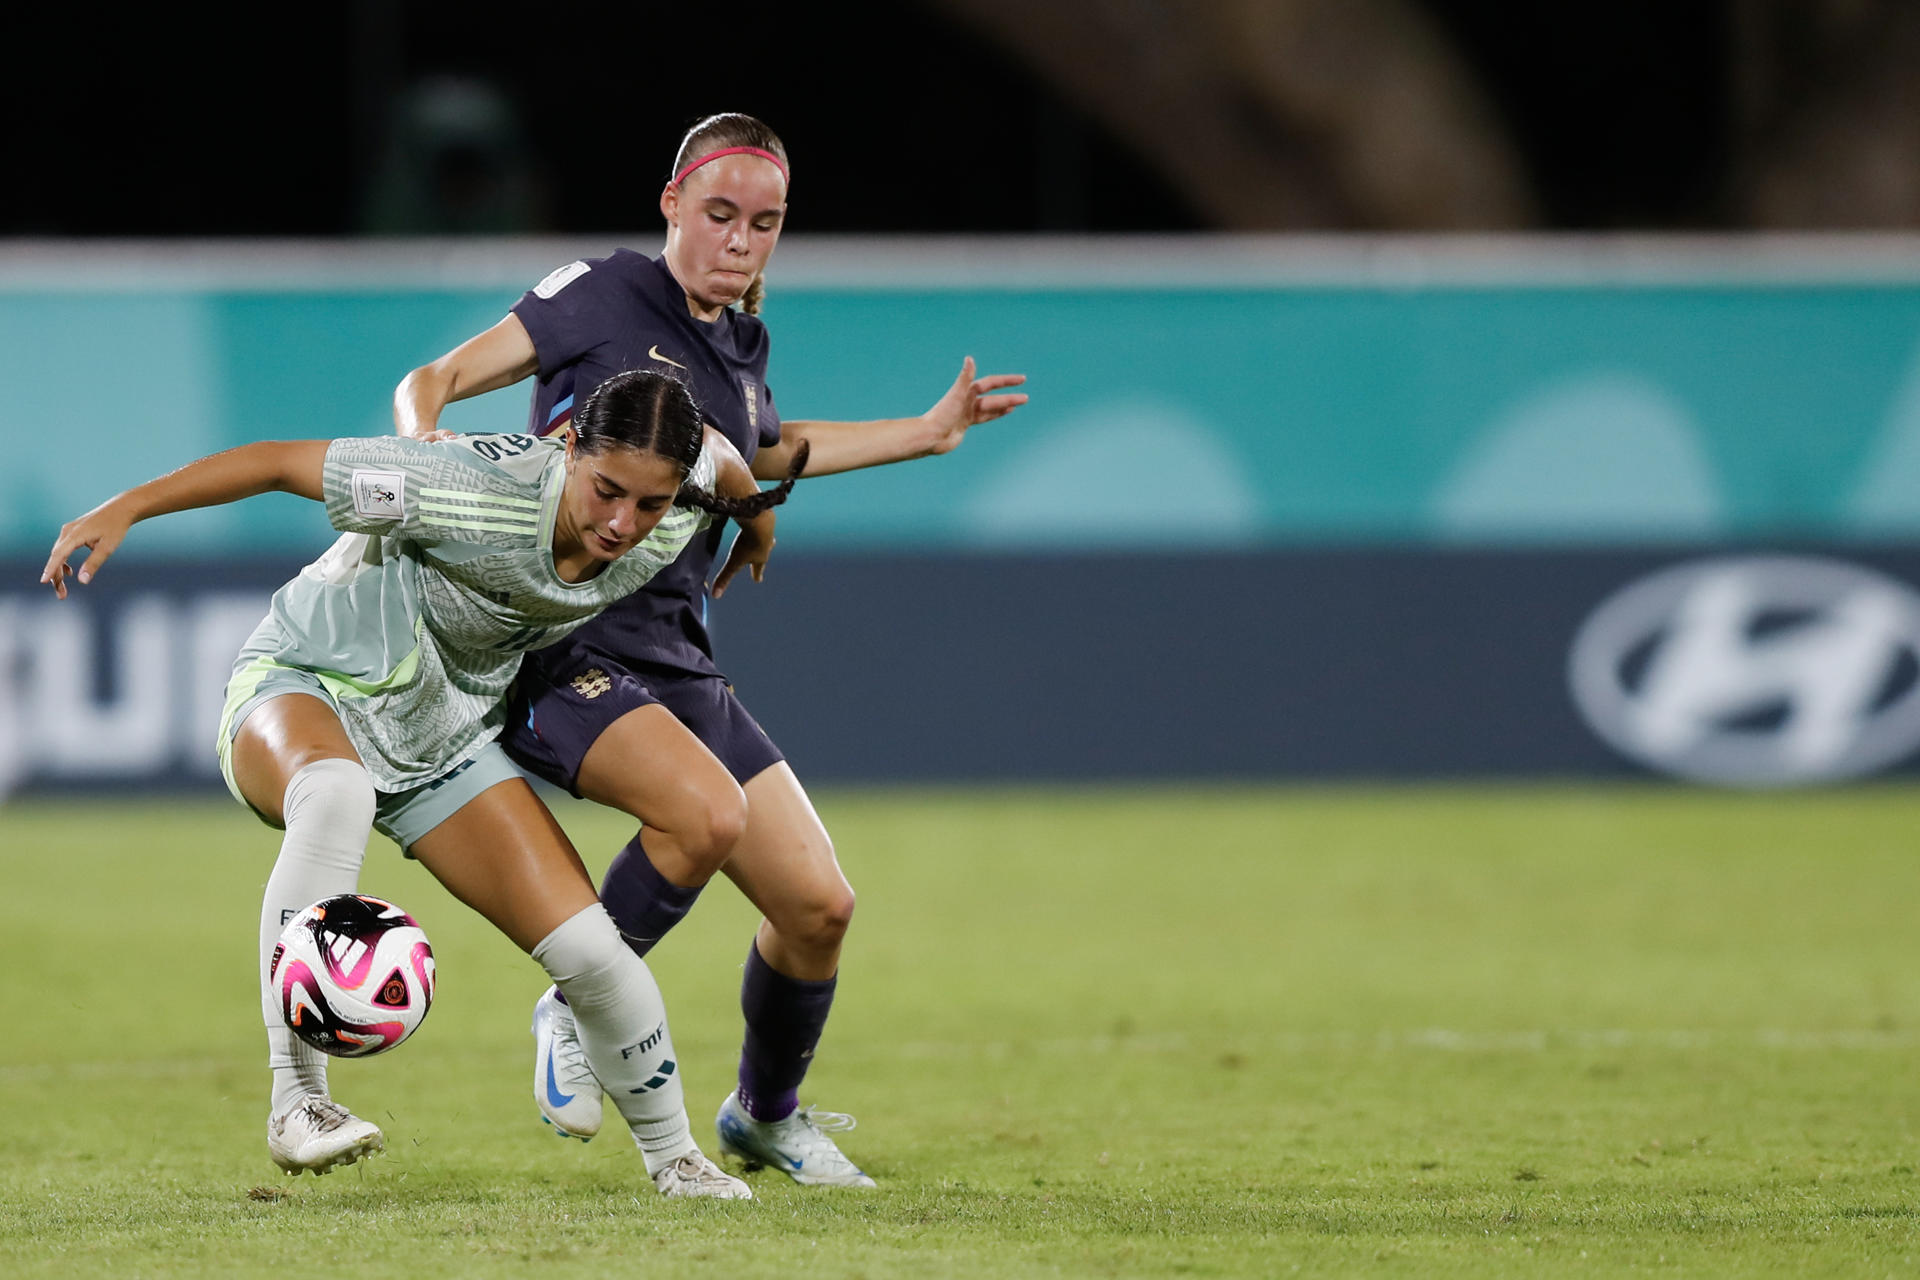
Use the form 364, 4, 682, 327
41, 500, 134, 599
922, 356, 1028, 456
404, 428, 460, 443
711, 515, 775, 599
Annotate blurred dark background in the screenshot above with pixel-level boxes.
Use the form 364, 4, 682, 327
10, 0, 1920, 238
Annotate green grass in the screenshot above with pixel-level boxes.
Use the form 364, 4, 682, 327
5, 784, 1920, 1277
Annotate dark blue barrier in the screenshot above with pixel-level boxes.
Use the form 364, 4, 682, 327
6, 547, 1920, 792
712, 547, 1920, 784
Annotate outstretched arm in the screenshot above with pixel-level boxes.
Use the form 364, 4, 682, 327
750, 356, 1027, 480
41, 440, 331, 598
394, 313, 541, 442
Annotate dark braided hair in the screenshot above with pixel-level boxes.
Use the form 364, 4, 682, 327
573, 369, 805, 520
671, 112, 789, 317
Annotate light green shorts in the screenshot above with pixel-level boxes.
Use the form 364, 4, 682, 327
217, 657, 523, 851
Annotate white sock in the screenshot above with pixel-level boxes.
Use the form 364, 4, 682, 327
532, 903, 697, 1175
259, 757, 375, 1117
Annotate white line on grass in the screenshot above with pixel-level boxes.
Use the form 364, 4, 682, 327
860, 1027, 1920, 1060
4, 1028, 1916, 1082
0, 1057, 232, 1083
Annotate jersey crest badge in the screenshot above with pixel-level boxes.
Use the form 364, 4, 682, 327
351, 469, 406, 521
570, 667, 612, 699
742, 379, 759, 430
532, 260, 590, 299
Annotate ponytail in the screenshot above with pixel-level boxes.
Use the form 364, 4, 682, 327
679, 440, 808, 522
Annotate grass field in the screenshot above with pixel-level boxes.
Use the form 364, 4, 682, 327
4, 784, 1920, 1277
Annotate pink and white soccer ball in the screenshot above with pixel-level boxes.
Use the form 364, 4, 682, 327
270, 894, 435, 1057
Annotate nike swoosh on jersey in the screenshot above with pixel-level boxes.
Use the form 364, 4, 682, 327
648, 345, 687, 370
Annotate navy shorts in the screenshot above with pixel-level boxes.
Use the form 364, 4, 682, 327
503, 645, 784, 795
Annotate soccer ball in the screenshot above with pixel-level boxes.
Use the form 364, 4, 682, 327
271, 894, 436, 1057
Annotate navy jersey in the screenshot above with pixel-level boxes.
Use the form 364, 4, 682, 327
511, 249, 782, 675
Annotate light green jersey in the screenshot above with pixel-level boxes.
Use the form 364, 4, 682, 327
232, 431, 714, 789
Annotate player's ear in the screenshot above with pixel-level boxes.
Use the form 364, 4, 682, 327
561, 424, 578, 458
660, 183, 679, 226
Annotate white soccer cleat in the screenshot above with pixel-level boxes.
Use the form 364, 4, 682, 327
532, 986, 603, 1140
652, 1150, 754, 1199
715, 1092, 876, 1188
267, 1097, 384, 1175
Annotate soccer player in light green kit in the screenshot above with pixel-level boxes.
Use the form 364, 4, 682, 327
43, 370, 803, 1198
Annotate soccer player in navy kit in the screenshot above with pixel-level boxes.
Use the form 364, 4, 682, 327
394, 112, 1028, 1187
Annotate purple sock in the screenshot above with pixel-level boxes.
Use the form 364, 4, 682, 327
736, 941, 836, 1122
598, 832, 703, 959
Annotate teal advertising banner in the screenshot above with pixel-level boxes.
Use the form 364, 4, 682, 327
9, 238, 1920, 790
9, 237, 1920, 556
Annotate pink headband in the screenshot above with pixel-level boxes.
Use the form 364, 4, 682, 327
673, 146, 789, 187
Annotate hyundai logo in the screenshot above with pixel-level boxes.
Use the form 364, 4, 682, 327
1568, 556, 1920, 786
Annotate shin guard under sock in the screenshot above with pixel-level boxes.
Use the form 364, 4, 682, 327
736, 940, 836, 1122
599, 831, 704, 959
259, 757, 374, 1116
533, 903, 696, 1174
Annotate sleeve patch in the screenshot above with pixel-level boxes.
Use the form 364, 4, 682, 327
351, 469, 407, 520
532, 260, 590, 299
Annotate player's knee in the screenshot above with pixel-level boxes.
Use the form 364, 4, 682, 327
282, 756, 375, 834
820, 884, 856, 946
785, 882, 856, 955
709, 785, 749, 854
676, 783, 749, 876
